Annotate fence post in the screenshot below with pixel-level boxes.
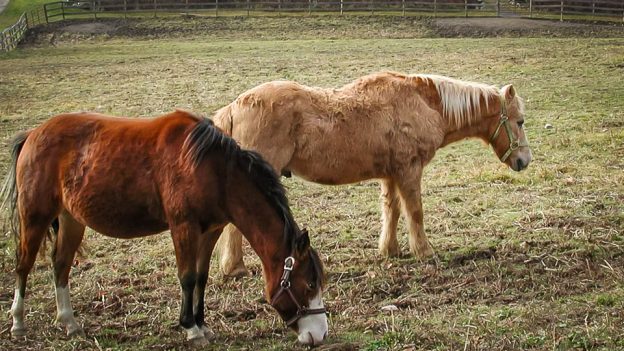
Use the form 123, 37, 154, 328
153, 0, 157, 18
247, 0, 250, 17
308, 0, 311, 15
94, 0, 98, 20
529, 0, 532, 18
61, 1, 65, 20
124, 0, 128, 18
434, 0, 437, 18
278, 0, 281, 16
44, 3, 49, 24
216, 0, 219, 17
464, 0, 467, 17
340, 0, 343, 16
402, 0, 405, 17
371, 0, 374, 15
560, 0, 563, 22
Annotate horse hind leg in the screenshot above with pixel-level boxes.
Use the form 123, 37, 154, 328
52, 211, 86, 337
217, 224, 249, 277
378, 179, 401, 257
11, 218, 53, 337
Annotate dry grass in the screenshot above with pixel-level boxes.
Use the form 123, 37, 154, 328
0, 17, 623, 351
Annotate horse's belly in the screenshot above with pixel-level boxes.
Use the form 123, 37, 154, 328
289, 154, 386, 185
63, 186, 168, 238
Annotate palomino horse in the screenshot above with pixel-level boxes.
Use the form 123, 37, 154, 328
214, 71, 532, 276
0, 110, 328, 345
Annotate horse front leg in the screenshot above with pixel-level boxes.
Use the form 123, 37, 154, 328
396, 166, 434, 259
170, 222, 206, 345
52, 211, 86, 337
378, 178, 401, 257
194, 229, 223, 340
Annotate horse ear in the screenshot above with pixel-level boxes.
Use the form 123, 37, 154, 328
502, 84, 516, 101
296, 229, 310, 253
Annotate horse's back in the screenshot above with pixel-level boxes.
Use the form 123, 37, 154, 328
16, 110, 202, 237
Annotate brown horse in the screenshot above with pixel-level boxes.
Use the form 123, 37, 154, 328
213, 71, 532, 276
0, 110, 328, 345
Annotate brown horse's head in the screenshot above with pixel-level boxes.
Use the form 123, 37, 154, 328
488, 84, 532, 171
269, 229, 327, 346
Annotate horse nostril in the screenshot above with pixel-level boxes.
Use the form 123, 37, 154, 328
323, 331, 328, 340
516, 158, 525, 171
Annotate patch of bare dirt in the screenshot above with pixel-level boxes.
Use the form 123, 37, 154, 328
60, 22, 117, 34
433, 17, 624, 37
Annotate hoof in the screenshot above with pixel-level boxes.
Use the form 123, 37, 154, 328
188, 335, 208, 347
222, 263, 250, 278
67, 327, 86, 338
200, 325, 215, 340
411, 242, 435, 260
379, 245, 401, 258
11, 327, 26, 338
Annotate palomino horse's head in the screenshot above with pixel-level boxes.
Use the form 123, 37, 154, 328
269, 229, 328, 346
489, 84, 532, 171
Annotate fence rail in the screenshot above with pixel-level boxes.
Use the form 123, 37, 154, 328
2, 0, 624, 53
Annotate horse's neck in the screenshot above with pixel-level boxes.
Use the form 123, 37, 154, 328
224, 167, 288, 284
440, 95, 501, 147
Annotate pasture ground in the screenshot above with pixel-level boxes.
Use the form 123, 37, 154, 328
0, 16, 623, 351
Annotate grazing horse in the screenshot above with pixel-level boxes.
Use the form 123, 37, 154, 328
213, 71, 532, 276
0, 110, 328, 346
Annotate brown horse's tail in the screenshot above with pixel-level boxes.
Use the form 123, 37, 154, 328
1, 131, 31, 253
1, 131, 59, 262
212, 103, 234, 136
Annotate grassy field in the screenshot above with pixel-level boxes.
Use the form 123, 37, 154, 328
1, 18, 623, 350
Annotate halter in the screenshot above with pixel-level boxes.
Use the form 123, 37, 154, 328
489, 95, 529, 162
270, 256, 327, 327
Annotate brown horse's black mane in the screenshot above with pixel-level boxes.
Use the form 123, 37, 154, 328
184, 118, 298, 244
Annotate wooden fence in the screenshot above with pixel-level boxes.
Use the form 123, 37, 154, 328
2, 0, 623, 53
44, 0, 624, 21
0, 7, 48, 52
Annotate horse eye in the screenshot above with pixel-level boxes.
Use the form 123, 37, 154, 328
517, 120, 524, 128
307, 282, 316, 290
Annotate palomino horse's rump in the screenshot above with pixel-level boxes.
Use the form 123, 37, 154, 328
213, 71, 532, 276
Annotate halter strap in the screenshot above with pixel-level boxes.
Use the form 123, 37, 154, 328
270, 256, 327, 327
490, 95, 529, 162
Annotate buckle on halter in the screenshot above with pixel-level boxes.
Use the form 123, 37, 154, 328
284, 256, 295, 271
510, 140, 519, 150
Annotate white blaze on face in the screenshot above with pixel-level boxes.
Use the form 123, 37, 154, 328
296, 291, 328, 346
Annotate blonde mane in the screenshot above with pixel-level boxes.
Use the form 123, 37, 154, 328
416, 74, 499, 128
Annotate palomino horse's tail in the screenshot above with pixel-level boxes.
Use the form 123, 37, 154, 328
212, 104, 234, 136
1, 131, 31, 258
